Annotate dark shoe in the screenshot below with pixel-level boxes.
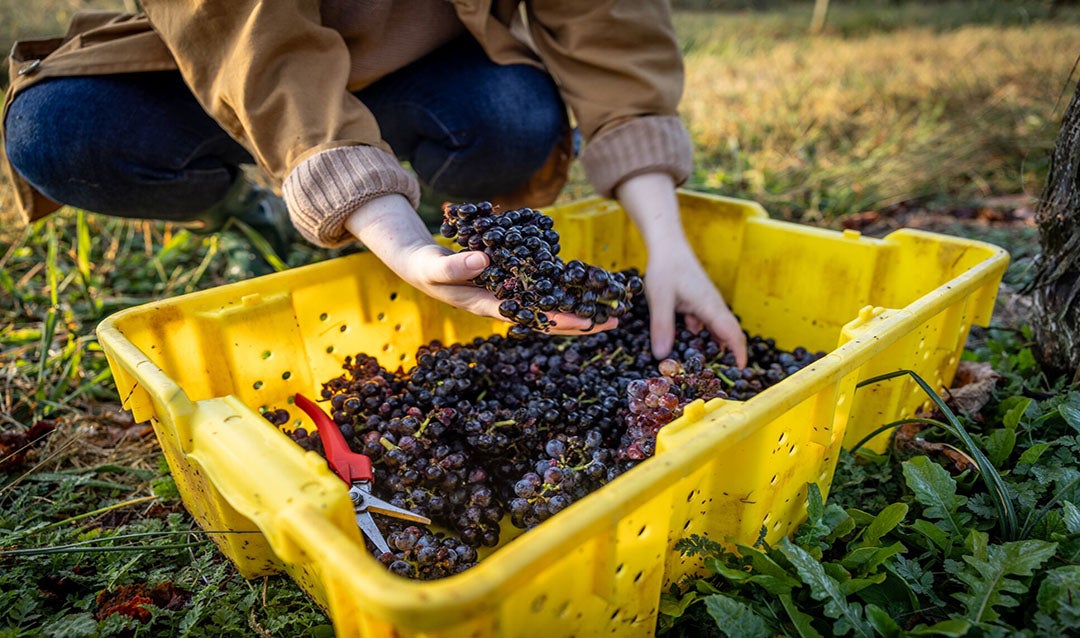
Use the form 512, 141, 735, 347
182, 175, 295, 258
181, 176, 297, 278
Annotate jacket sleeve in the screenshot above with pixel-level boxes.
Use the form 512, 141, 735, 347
524, 0, 693, 197
141, 0, 419, 247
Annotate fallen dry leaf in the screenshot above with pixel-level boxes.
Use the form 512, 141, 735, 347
946, 361, 1002, 416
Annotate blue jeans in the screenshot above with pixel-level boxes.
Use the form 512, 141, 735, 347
4, 37, 567, 221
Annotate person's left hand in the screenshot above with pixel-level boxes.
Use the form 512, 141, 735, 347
641, 246, 747, 367
614, 172, 748, 367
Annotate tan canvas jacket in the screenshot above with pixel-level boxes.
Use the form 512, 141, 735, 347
2, 1, 693, 247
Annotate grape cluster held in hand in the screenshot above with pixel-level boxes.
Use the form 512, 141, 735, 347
439, 201, 644, 337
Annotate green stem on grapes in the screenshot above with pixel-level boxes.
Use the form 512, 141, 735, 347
416, 414, 433, 438
707, 363, 736, 387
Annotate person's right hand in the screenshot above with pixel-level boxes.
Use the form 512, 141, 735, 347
344, 194, 615, 335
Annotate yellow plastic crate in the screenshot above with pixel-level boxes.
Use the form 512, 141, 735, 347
96, 191, 1007, 637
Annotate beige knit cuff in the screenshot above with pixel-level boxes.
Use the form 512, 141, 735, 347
580, 115, 694, 198
282, 146, 421, 248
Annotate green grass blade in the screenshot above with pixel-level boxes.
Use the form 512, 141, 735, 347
856, 370, 1019, 540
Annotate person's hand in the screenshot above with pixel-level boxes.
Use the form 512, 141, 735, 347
614, 172, 748, 367
642, 247, 747, 367
344, 194, 614, 335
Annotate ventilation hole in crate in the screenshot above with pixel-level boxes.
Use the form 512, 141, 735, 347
261, 350, 271, 360
615, 563, 624, 575
399, 353, 407, 362
282, 371, 291, 380
638, 525, 648, 537
326, 346, 334, 354
319, 313, 328, 321
789, 443, 798, 456
390, 292, 398, 301
377, 312, 385, 321
394, 323, 402, 332
610, 608, 621, 621
686, 489, 697, 502
634, 571, 643, 583
287, 396, 295, 405
777, 432, 787, 445
773, 521, 781, 531
556, 601, 571, 618
683, 519, 692, 530
531, 594, 546, 612
770, 474, 778, 486
339, 324, 348, 332
253, 381, 263, 390
382, 343, 391, 352
258, 405, 268, 413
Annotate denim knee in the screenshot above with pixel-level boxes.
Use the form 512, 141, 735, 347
4, 74, 249, 220
424, 67, 567, 198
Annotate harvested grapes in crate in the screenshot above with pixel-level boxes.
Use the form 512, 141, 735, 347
265, 296, 823, 580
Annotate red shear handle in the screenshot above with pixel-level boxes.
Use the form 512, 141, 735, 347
293, 393, 373, 485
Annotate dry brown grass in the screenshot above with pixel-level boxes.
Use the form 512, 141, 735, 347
679, 19, 1080, 218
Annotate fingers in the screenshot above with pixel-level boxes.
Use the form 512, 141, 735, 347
647, 286, 677, 360
703, 310, 748, 368
421, 250, 489, 285
543, 315, 618, 335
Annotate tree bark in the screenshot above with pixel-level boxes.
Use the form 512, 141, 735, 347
1025, 78, 1080, 384
810, 0, 830, 34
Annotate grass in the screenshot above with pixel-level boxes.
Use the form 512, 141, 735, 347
1, 1, 1078, 635
674, 5, 1080, 220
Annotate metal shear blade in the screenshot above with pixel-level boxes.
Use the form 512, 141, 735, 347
293, 393, 431, 555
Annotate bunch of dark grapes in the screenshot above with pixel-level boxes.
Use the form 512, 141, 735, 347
377, 524, 479, 580
439, 202, 643, 338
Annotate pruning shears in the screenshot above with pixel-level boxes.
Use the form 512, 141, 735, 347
293, 393, 431, 555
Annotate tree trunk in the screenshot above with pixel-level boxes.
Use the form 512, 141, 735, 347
810, 0, 830, 34
1025, 79, 1080, 384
